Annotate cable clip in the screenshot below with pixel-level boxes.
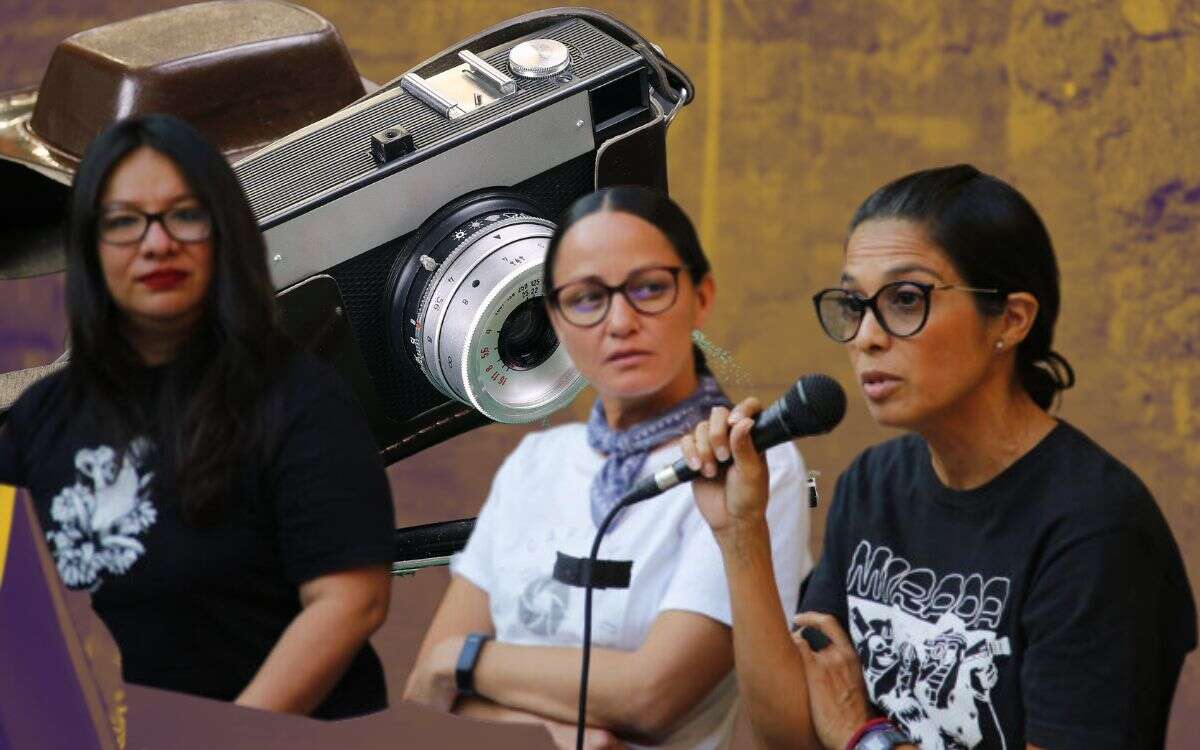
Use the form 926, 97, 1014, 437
807, 470, 822, 508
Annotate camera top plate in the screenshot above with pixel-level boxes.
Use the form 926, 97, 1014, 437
235, 19, 640, 228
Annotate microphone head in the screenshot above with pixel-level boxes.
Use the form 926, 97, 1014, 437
782, 374, 847, 437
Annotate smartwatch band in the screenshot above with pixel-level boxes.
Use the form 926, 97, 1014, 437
455, 632, 491, 697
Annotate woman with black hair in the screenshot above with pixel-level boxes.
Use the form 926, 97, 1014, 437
404, 185, 810, 749
682, 165, 1195, 749
0, 114, 396, 719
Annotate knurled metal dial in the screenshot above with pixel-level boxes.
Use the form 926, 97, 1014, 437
507, 38, 571, 78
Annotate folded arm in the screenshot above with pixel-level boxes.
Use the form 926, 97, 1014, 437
405, 575, 733, 744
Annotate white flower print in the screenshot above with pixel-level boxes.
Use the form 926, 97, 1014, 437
46, 440, 158, 589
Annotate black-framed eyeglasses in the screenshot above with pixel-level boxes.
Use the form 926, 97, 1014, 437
812, 280, 1003, 342
547, 265, 686, 328
97, 205, 213, 245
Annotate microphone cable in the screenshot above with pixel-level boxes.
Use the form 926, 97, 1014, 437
573, 486, 642, 750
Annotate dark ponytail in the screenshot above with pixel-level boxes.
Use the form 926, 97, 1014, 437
850, 164, 1074, 409
544, 185, 714, 375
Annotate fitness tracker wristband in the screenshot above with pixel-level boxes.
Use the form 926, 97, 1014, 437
455, 632, 491, 697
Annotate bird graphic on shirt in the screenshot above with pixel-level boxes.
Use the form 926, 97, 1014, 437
80, 446, 142, 532
46, 440, 158, 588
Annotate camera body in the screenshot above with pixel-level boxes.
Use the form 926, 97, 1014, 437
235, 16, 680, 458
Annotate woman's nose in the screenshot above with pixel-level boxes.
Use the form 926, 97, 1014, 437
605, 292, 639, 335
139, 217, 177, 256
852, 307, 891, 352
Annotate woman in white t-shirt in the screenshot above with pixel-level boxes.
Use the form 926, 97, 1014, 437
404, 186, 811, 750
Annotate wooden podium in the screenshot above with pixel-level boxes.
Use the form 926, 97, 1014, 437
0, 488, 554, 749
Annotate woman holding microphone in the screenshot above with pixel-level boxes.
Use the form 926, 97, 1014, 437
683, 165, 1195, 749
404, 186, 810, 749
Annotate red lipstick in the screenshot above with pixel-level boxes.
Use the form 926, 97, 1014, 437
137, 270, 189, 291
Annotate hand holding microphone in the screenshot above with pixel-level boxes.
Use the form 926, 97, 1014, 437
682, 398, 773, 533
677, 374, 847, 535
570, 375, 845, 750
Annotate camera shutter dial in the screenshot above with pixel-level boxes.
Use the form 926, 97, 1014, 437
507, 39, 571, 78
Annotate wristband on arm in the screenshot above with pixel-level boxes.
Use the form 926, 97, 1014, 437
455, 632, 491, 697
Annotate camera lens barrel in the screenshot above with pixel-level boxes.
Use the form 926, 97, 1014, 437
392, 206, 586, 424
497, 296, 558, 371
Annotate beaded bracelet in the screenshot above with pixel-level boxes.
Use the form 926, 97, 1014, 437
844, 717, 894, 750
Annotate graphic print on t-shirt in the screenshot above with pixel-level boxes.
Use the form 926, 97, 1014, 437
517, 575, 572, 636
845, 540, 1011, 749
44, 439, 157, 589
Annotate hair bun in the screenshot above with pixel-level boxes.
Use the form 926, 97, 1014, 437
1022, 350, 1075, 410
1040, 351, 1075, 390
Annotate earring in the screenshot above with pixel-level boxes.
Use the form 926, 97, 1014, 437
995, 341, 1005, 350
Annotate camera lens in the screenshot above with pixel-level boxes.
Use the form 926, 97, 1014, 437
395, 208, 586, 424
498, 297, 557, 370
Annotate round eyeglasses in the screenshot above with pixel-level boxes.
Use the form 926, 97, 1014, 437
812, 280, 1003, 342
97, 205, 213, 245
547, 266, 685, 328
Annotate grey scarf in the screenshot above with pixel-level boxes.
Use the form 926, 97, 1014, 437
585, 375, 731, 531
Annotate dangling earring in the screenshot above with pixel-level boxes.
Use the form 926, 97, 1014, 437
691, 329, 750, 385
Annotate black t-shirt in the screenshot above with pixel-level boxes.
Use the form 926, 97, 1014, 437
0, 353, 396, 720
801, 421, 1196, 749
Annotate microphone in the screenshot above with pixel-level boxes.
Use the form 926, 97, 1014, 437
622, 373, 848, 504
568, 374, 845, 750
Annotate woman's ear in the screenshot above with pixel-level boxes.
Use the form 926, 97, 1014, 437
998, 291, 1039, 349
692, 273, 716, 330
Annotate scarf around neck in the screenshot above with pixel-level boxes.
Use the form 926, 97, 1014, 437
585, 374, 731, 532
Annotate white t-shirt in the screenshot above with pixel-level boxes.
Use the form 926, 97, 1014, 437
451, 423, 813, 750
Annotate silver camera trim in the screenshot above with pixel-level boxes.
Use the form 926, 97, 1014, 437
256, 92, 594, 291
412, 215, 585, 423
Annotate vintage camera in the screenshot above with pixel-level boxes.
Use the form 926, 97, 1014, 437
0, 5, 693, 565
239, 9, 694, 461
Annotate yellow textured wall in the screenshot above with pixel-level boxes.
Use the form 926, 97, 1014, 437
2, 1, 1197, 746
